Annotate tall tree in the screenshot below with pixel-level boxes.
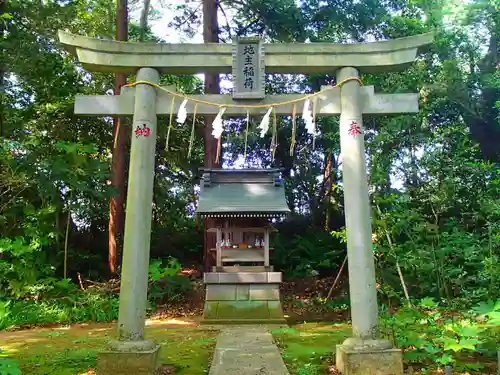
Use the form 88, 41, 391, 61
202, 0, 221, 168
461, 0, 500, 162
108, 0, 128, 275
139, 0, 151, 41
203, 0, 221, 271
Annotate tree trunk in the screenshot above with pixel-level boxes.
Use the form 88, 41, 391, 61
0, 0, 6, 137
462, 30, 500, 162
108, 0, 128, 275
139, 0, 151, 42
323, 151, 333, 231
203, 0, 221, 272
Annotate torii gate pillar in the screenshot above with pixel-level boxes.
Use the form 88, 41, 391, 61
115, 68, 159, 342
100, 67, 162, 374
335, 66, 401, 373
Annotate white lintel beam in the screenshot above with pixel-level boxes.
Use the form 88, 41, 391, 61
58, 30, 434, 75
74, 86, 419, 116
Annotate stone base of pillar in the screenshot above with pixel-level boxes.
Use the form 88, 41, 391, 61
335, 344, 403, 375
97, 344, 161, 375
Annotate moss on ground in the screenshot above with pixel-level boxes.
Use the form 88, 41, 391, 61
271, 323, 350, 375
1, 321, 218, 375
272, 322, 498, 375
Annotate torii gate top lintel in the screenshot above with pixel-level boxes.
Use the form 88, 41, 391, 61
57, 30, 434, 75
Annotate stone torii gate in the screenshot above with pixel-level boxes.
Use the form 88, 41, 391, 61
58, 30, 433, 375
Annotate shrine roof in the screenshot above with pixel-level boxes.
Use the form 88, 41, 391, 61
196, 169, 290, 218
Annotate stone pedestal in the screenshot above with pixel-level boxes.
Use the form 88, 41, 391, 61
201, 272, 286, 324
336, 345, 403, 375
97, 344, 161, 375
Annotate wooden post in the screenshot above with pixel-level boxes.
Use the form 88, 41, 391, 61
264, 227, 270, 267
497, 350, 500, 375
216, 227, 222, 268
223, 220, 229, 247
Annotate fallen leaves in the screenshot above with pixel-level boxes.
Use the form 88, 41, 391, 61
156, 364, 177, 374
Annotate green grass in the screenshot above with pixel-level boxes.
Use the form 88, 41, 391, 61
272, 320, 499, 375
271, 323, 350, 375
1, 322, 218, 375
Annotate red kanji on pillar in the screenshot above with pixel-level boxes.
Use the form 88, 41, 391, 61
134, 123, 151, 138
348, 120, 362, 138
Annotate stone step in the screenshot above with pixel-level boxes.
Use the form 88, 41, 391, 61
204, 271, 282, 284
201, 318, 287, 325
211, 266, 274, 273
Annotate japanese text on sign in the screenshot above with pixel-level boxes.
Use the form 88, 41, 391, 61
347, 120, 362, 138
242, 44, 255, 90
232, 38, 264, 100
135, 123, 151, 138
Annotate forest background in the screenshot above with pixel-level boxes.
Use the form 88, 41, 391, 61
1, 0, 500, 366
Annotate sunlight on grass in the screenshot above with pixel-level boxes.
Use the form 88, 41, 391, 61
1, 323, 218, 375
146, 318, 197, 326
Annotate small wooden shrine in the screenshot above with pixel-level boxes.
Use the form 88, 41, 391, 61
196, 168, 290, 323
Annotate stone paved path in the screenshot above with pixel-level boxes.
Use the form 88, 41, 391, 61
208, 325, 290, 375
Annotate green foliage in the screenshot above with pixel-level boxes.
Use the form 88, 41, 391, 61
148, 258, 193, 305
373, 157, 500, 303
0, 256, 196, 330
1, 0, 204, 321
272, 219, 344, 277
2, 0, 499, 341
149, 258, 182, 281
274, 309, 499, 373
0, 350, 22, 375
380, 299, 500, 371
0, 287, 119, 330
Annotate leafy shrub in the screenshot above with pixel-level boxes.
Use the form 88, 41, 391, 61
0, 257, 194, 330
149, 274, 193, 304
148, 257, 193, 304
0, 235, 59, 300
0, 256, 121, 330
271, 219, 344, 278
380, 298, 500, 371
0, 349, 21, 375
0, 289, 119, 330
0, 269, 120, 330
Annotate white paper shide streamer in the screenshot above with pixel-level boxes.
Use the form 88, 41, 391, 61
176, 99, 188, 125
258, 107, 273, 138
211, 107, 227, 139
302, 99, 315, 135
